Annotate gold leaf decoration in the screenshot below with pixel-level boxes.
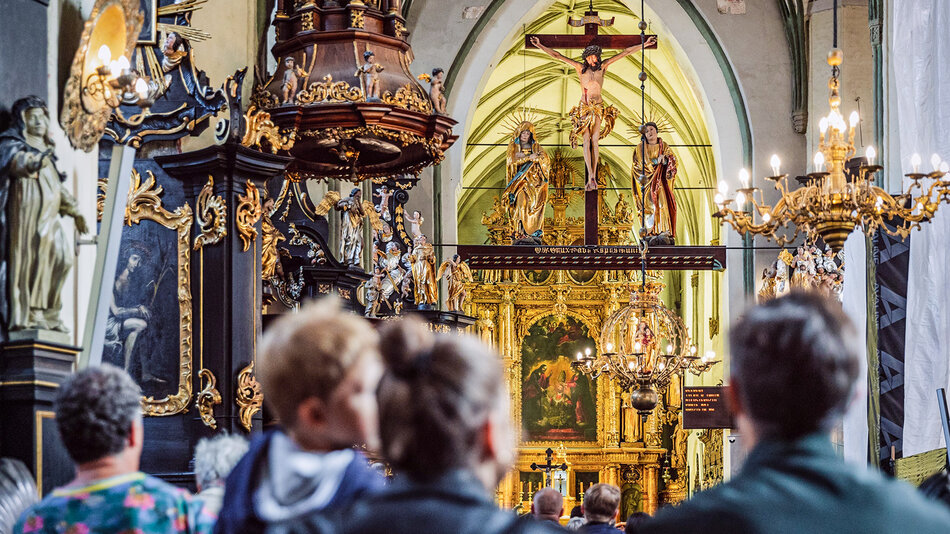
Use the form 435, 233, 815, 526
250, 84, 281, 110
236, 362, 263, 432
126, 170, 195, 416
296, 74, 365, 104
96, 177, 107, 222
195, 368, 222, 429
382, 83, 433, 114
236, 180, 262, 252
241, 105, 296, 154
349, 8, 365, 28
193, 175, 227, 250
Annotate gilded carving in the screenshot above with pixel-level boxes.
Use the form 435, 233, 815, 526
287, 223, 327, 264
301, 11, 314, 31
699, 428, 724, 489
349, 8, 365, 29
193, 175, 227, 250
195, 368, 222, 429
382, 83, 433, 114
125, 170, 195, 416
236, 362, 263, 432
60, 0, 143, 152
241, 105, 296, 154
301, 126, 445, 178
97, 177, 108, 222
295, 74, 365, 104
236, 180, 262, 252
250, 83, 281, 110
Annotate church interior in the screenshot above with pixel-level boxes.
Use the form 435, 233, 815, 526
2, 0, 950, 530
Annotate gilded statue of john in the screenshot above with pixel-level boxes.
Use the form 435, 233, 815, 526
0, 96, 87, 334
503, 121, 550, 244
531, 35, 656, 190
633, 122, 678, 244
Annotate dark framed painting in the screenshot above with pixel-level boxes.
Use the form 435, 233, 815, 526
521, 315, 597, 441
138, 0, 158, 44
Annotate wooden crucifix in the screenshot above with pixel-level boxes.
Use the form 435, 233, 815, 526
527, 8, 657, 246
530, 447, 568, 487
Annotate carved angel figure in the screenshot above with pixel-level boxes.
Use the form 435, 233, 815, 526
356, 50, 385, 101
437, 254, 473, 312
314, 188, 383, 266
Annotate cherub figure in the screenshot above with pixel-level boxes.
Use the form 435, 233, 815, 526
282, 56, 308, 104
375, 185, 394, 221
404, 209, 424, 240
161, 32, 188, 88
356, 50, 385, 101
429, 68, 446, 114
437, 254, 474, 312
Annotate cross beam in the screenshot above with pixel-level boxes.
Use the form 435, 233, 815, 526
456, 245, 726, 271
530, 447, 568, 487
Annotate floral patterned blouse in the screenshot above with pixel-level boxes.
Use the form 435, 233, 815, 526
14, 472, 216, 534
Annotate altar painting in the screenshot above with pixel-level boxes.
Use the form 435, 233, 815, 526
521, 315, 597, 441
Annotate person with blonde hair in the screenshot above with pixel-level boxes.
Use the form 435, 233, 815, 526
214, 298, 385, 534
323, 318, 563, 534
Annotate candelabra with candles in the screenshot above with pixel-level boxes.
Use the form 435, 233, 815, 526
714, 49, 950, 252
571, 279, 718, 418
83, 45, 154, 109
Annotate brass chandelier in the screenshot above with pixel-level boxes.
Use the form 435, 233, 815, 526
572, 278, 718, 417
714, 5, 950, 252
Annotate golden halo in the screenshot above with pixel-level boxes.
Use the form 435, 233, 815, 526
500, 107, 556, 142
628, 107, 674, 137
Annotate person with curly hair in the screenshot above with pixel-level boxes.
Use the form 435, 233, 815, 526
14, 364, 215, 533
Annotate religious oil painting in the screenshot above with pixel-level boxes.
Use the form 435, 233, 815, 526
101, 168, 193, 415
139, 0, 158, 44
521, 315, 597, 441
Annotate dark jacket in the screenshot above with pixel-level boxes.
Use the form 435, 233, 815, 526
578, 521, 618, 534
641, 434, 950, 534
293, 469, 567, 534
214, 429, 384, 534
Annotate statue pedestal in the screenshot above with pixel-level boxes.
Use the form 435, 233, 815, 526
407, 309, 476, 333
0, 338, 79, 495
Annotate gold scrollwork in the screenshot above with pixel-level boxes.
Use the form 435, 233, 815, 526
195, 368, 222, 429
301, 11, 314, 30
126, 170, 195, 416
288, 223, 327, 264
193, 175, 227, 250
250, 83, 281, 110
236, 180, 262, 252
241, 105, 296, 154
296, 74, 365, 104
97, 177, 108, 222
236, 362, 263, 432
382, 83, 433, 114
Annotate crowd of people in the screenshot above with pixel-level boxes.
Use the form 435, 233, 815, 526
11, 293, 950, 533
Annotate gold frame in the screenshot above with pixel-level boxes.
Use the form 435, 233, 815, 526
138, 0, 158, 44
60, 0, 143, 152
126, 169, 195, 416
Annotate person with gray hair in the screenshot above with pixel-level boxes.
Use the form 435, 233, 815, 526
193, 433, 249, 516
531, 487, 564, 524
13, 364, 215, 533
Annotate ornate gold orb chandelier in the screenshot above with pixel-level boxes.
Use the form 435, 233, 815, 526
572, 279, 716, 417
715, 48, 950, 252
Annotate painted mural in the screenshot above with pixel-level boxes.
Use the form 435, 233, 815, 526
521, 315, 597, 441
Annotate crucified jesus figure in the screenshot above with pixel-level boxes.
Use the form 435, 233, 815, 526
531, 35, 657, 190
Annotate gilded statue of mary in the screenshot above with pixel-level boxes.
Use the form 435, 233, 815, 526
503, 121, 550, 244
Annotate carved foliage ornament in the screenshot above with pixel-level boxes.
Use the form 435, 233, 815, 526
241, 106, 296, 154
193, 175, 227, 250
236, 180, 262, 252
295, 74, 365, 104
382, 83, 433, 114
236, 362, 263, 432
61, 0, 143, 152
126, 169, 195, 416
195, 368, 222, 429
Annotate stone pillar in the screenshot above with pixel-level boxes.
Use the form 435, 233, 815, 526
0, 339, 78, 495
156, 144, 291, 436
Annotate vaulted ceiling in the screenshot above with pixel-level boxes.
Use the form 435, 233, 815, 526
458, 0, 719, 246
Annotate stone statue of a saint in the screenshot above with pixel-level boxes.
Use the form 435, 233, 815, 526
532, 35, 656, 190
336, 188, 368, 265
0, 96, 87, 334
437, 254, 473, 312
408, 234, 438, 308
356, 50, 384, 101
503, 121, 550, 244
633, 122, 678, 243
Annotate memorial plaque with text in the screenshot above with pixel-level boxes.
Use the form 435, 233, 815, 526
682, 386, 735, 429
